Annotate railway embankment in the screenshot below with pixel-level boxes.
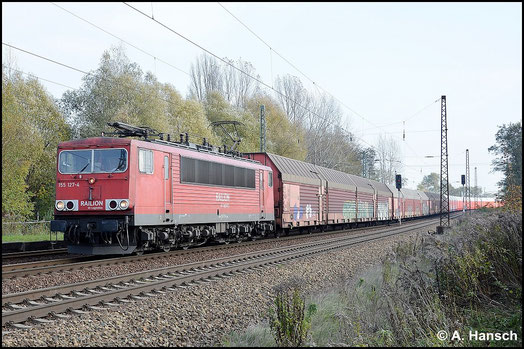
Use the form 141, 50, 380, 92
224, 209, 522, 347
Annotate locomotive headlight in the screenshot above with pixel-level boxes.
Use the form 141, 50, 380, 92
119, 199, 129, 209
88, 177, 96, 185
56, 201, 65, 211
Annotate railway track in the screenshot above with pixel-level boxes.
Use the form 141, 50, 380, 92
2, 249, 68, 262
2, 214, 447, 279
2, 214, 458, 328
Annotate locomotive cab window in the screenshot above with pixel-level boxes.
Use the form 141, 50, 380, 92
58, 148, 128, 174
139, 148, 154, 174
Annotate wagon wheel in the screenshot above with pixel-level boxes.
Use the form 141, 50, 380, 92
162, 245, 171, 253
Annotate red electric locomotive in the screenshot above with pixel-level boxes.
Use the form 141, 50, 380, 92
51, 123, 274, 255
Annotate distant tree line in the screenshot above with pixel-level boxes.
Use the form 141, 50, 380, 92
416, 172, 490, 197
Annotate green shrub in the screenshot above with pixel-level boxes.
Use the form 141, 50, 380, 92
269, 286, 316, 347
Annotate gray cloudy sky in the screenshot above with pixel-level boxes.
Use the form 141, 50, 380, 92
2, 2, 522, 194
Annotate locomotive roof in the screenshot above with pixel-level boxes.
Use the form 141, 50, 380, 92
58, 137, 131, 148
58, 136, 263, 167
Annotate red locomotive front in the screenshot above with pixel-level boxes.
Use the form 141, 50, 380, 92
52, 137, 134, 254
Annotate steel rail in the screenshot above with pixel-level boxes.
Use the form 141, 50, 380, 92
2, 249, 68, 261
2, 215, 455, 327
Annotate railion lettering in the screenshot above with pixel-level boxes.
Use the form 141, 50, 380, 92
80, 200, 103, 207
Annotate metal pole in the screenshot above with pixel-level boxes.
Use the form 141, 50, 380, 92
474, 166, 477, 210
462, 184, 465, 213
260, 105, 266, 152
398, 189, 402, 225
439, 95, 450, 228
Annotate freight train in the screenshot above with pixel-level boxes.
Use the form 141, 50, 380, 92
50, 122, 500, 255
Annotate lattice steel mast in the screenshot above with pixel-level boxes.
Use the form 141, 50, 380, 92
260, 105, 266, 152
439, 95, 450, 227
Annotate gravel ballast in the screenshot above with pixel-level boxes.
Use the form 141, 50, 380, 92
2, 225, 398, 294
2, 227, 434, 347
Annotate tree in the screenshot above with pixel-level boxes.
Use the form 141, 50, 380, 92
189, 54, 259, 109
2, 64, 70, 220
417, 172, 440, 192
60, 45, 169, 138
488, 122, 522, 204
274, 74, 311, 127
160, 82, 219, 145
376, 134, 402, 185
302, 93, 345, 167
246, 93, 306, 160
189, 54, 223, 104
360, 147, 378, 179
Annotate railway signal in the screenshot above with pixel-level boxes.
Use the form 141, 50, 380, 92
395, 174, 402, 225
395, 174, 402, 189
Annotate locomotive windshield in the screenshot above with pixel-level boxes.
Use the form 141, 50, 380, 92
59, 148, 128, 174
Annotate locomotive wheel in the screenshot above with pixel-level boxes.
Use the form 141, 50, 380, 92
134, 249, 144, 256
163, 245, 171, 252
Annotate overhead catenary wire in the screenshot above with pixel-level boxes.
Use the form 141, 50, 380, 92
217, 2, 382, 132
124, 1, 434, 166
50, 2, 190, 77
215, 2, 440, 169
5, 66, 78, 90
121, 3, 393, 162
2, 42, 212, 143
2, 41, 358, 155
122, 2, 381, 150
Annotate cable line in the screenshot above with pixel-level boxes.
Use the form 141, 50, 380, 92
2, 42, 211, 142
217, 2, 381, 131
122, 1, 361, 144
50, 2, 190, 76
215, 2, 440, 168
6, 66, 77, 90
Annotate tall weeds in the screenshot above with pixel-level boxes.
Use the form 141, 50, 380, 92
342, 210, 522, 346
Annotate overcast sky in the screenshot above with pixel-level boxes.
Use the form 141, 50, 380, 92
2, 2, 522, 194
